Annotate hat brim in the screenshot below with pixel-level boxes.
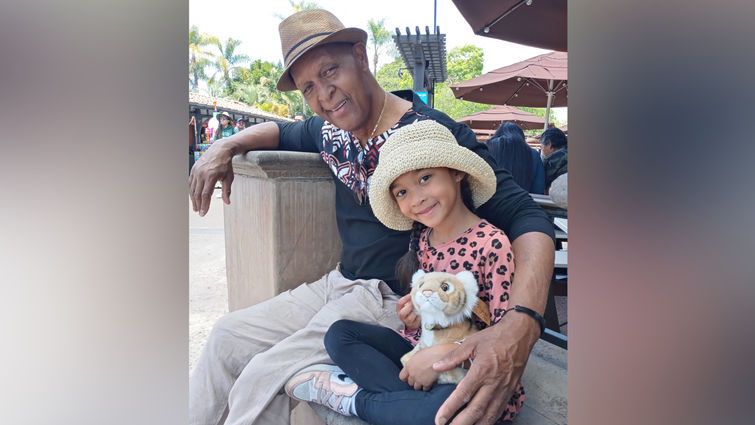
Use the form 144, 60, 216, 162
369, 144, 497, 231
276, 28, 368, 92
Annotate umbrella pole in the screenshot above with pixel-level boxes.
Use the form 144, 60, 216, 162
543, 79, 554, 131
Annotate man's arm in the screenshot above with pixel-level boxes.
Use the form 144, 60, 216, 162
433, 113, 556, 424
189, 121, 280, 216
433, 232, 554, 425
436, 113, 555, 243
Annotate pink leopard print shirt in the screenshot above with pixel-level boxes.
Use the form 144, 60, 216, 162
399, 219, 524, 420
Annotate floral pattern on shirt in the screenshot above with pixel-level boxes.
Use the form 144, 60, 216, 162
318, 109, 432, 202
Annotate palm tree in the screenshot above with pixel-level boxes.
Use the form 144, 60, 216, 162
212, 37, 251, 96
189, 25, 218, 91
206, 76, 223, 98
367, 18, 391, 76
231, 83, 260, 106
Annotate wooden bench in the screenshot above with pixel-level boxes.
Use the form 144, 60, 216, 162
225, 151, 567, 425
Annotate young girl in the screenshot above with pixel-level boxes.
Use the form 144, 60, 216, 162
285, 120, 524, 424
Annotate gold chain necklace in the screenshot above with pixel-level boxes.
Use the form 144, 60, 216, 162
368, 92, 388, 141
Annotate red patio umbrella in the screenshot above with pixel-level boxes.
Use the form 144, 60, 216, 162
451, 51, 567, 130
452, 0, 567, 52
458, 105, 545, 131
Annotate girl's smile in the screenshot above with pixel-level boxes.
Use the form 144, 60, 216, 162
416, 202, 438, 217
390, 167, 479, 244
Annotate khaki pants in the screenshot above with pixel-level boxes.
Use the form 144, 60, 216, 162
190, 268, 402, 425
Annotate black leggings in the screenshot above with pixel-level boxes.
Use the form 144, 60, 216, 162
324, 319, 456, 425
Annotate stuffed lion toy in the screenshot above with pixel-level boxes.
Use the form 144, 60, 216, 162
400, 270, 490, 384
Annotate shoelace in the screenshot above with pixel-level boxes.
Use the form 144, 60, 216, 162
313, 376, 347, 414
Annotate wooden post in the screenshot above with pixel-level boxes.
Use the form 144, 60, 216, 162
223, 151, 342, 311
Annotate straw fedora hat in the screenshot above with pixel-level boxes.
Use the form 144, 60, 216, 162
369, 120, 497, 231
276, 9, 367, 92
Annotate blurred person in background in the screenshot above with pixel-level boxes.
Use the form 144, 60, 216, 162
215, 111, 235, 141
486, 122, 545, 194
235, 118, 247, 133
189, 116, 197, 174
539, 127, 568, 193
526, 136, 540, 151
199, 121, 209, 143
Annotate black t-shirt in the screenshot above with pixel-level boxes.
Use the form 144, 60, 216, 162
277, 91, 554, 293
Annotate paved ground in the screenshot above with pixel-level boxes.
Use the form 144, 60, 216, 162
189, 190, 228, 372
189, 191, 567, 372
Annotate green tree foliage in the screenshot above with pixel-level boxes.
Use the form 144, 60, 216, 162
212, 38, 251, 96
433, 82, 491, 120
229, 79, 260, 106
375, 58, 413, 92
290, 0, 320, 12
206, 76, 223, 98
248, 59, 280, 85
188, 26, 311, 119
258, 102, 290, 118
189, 25, 218, 92
367, 18, 391, 76
446, 45, 484, 84
517, 106, 557, 133
433, 45, 490, 120
228, 59, 308, 119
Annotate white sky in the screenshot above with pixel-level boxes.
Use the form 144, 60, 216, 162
189, 0, 566, 122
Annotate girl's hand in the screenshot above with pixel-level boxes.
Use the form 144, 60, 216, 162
399, 343, 457, 391
397, 294, 420, 329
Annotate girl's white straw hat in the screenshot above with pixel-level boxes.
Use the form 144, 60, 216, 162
369, 120, 497, 231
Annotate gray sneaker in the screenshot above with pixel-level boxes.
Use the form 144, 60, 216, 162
284, 364, 358, 415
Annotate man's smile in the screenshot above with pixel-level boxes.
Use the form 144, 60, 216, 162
326, 99, 347, 113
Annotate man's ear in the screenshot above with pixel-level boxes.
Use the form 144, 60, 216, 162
351, 42, 370, 72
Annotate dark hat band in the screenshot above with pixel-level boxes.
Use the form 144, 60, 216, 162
283, 31, 333, 64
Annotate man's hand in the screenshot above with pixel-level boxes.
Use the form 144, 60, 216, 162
397, 294, 420, 329
189, 142, 234, 216
399, 343, 456, 391
188, 121, 281, 216
432, 313, 540, 425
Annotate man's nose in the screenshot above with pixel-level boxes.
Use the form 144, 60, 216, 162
316, 82, 334, 102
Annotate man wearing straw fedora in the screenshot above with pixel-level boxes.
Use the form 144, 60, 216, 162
189, 9, 555, 425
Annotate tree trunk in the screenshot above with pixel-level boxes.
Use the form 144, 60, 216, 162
192, 55, 199, 90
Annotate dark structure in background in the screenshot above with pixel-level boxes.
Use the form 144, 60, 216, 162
393, 26, 447, 108
188, 92, 293, 143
